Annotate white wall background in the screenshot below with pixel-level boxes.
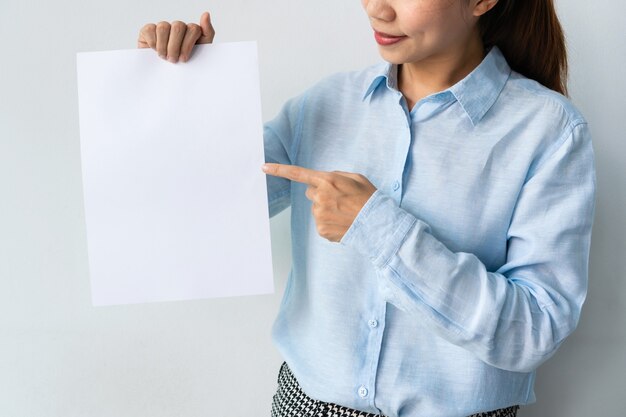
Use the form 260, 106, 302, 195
0, 1, 624, 416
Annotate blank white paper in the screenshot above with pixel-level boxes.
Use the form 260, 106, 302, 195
76, 42, 274, 306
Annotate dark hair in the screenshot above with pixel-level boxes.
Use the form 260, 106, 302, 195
479, 0, 568, 96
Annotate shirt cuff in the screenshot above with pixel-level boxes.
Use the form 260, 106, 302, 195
340, 190, 417, 268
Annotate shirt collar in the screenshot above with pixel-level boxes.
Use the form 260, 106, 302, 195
362, 46, 511, 126
362, 63, 398, 100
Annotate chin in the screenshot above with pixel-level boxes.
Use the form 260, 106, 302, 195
378, 46, 437, 66
377, 49, 403, 64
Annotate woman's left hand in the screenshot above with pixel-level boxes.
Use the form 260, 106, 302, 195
262, 163, 377, 242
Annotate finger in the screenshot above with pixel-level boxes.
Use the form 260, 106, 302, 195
198, 11, 216, 43
262, 163, 324, 186
179, 23, 202, 62
332, 171, 366, 182
166, 20, 187, 62
305, 186, 317, 201
138, 23, 156, 49
316, 223, 346, 243
155, 21, 171, 59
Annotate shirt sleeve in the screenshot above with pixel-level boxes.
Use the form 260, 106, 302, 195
340, 122, 596, 373
263, 94, 306, 218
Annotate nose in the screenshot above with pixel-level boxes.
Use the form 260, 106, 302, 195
363, 0, 395, 22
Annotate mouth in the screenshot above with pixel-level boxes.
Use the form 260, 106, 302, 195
373, 31, 407, 46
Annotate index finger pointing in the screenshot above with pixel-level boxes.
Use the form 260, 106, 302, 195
262, 163, 324, 186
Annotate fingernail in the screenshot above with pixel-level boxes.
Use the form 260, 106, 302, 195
180, 55, 187, 62
262, 164, 269, 173
158, 54, 166, 60
167, 56, 177, 63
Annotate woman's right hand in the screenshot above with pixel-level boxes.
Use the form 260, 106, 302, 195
137, 11, 215, 63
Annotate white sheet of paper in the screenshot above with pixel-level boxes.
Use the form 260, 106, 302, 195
76, 42, 274, 306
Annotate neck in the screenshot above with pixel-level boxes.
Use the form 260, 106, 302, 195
398, 32, 485, 110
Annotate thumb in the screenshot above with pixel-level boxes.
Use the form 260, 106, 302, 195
198, 11, 216, 43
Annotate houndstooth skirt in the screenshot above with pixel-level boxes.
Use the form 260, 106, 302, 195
271, 362, 519, 417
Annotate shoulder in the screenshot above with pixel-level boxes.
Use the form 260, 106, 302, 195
500, 71, 587, 128
271, 63, 385, 121
491, 71, 592, 175
265, 63, 386, 140
302, 62, 388, 103
492, 70, 590, 151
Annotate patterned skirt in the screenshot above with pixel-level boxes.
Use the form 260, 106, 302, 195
271, 362, 519, 417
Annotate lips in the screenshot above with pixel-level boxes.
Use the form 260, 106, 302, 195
374, 31, 407, 46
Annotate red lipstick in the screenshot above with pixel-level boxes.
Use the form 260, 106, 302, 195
374, 31, 406, 46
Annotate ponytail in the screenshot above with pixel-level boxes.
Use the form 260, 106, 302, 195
479, 0, 568, 96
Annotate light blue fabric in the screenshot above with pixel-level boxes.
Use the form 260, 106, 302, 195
264, 47, 596, 417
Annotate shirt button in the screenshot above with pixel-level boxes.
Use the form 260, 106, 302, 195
358, 386, 369, 398
368, 319, 378, 328
392, 181, 400, 191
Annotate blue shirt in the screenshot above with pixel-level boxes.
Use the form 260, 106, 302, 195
263, 47, 596, 417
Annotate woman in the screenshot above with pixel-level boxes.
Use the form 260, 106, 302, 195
138, 1, 596, 416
